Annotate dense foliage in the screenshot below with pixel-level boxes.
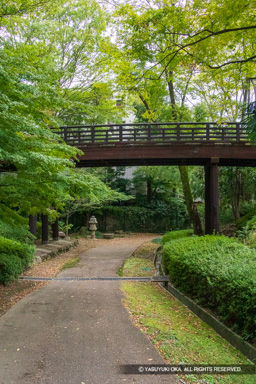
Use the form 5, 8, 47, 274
1, 0, 256, 283
0, 0, 129, 283
0, 204, 35, 243
0, 236, 35, 285
162, 235, 256, 342
0, 204, 36, 284
162, 229, 193, 244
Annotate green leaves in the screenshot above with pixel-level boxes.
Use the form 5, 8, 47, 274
162, 234, 256, 342
0, 0, 125, 217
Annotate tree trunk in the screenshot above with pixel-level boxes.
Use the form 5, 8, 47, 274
66, 214, 69, 236
166, 70, 177, 118
165, 73, 203, 235
231, 168, 242, 220
147, 180, 152, 202
179, 165, 203, 235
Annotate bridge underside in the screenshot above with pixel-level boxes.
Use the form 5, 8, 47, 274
75, 142, 256, 167
74, 141, 256, 235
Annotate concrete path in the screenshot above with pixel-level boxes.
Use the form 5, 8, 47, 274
0, 236, 181, 384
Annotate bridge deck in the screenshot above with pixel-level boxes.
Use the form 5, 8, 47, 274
53, 122, 256, 167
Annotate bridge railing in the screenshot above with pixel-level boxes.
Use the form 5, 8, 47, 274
53, 122, 248, 145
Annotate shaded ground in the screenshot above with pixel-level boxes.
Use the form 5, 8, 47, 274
0, 281, 46, 317
0, 234, 180, 384
0, 234, 156, 318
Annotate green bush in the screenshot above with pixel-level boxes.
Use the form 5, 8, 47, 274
0, 236, 35, 284
236, 207, 256, 230
162, 229, 193, 244
0, 220, 35, 245
0, 204, 28, 226
0, 205, 37, 285
0, 254, 23, 285
0, 203, 41, 240
162, 235, 256, 343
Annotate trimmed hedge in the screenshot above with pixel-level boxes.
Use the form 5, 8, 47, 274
0, 236, 35, 285
0, 254, 23, 285
162, 229, 193, 244
0, 204, 42, 241
0, 204, 28, 226
0, 221, 35, 245
162, 235, 256, 343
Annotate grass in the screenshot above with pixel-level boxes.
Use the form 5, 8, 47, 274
119, 257, 155, 277
132, 241, 159, 260
60, 257, 80, 271
120, 254, 255, 384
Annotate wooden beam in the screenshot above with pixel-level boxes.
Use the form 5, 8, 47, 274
75, 142, 256, 168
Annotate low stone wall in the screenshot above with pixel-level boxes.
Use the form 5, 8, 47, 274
34, 239, 78, 264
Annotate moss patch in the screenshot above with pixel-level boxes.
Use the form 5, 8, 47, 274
132, 241, 159, 260
120, 257, 155, 277
60, 257, 80, 271
122, 283, 254, 383
120, 254, 255, 384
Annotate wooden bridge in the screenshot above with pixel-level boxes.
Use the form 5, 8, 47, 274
54, 122, 256, 167
52, 122, 256, 236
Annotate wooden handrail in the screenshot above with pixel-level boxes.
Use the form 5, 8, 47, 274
53, 122, 248, 145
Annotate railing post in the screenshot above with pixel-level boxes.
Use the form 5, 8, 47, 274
148, 124, 151, 141
119, 125, 123, 142
91, 126, 95, 143
134, 128, 137, 141
176, 123, 180, 140
222, 127, 225, 141
63, 126, 68, 143
236, 123, 240, 142
206, 123, 210, 141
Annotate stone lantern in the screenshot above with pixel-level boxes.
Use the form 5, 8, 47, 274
89, 216, 98, 239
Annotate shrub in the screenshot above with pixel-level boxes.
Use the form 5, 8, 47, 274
0, 205, 37, 285
0, 236, 35, 284
0, 203, 41, 240
162, 229, 193, 244
0, 220, 35, 245
162, 235, 256, 343
236, 207, 256, 230
0, 254, 23, 285
0, 204, 28, 226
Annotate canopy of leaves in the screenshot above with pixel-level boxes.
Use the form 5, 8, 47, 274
0, 0, 128, 217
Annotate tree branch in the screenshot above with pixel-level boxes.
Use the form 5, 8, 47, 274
137, 24, 256, 83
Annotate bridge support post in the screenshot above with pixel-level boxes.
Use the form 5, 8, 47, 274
205, 158, 219, 235
29, 215, 37, 238
52, 217, 59, 241
42, 214, 49, 244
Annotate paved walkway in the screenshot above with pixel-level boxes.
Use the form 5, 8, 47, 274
0, 236, 181, 384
